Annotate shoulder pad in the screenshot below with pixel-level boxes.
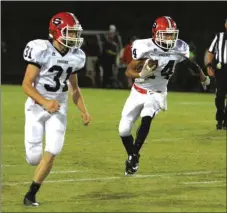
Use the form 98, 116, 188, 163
72, 49, 86, 73
31, 39, 48, 51
23, 39, 48, 66
176, 39, 190, 58
131, 39, 149, 60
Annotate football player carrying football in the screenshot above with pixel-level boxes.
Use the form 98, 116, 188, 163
118, 16, 210, 176
22, 12, 91, 206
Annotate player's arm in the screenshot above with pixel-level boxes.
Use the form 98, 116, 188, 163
126, 40, 156, 79
205, 34, 217, 77
182, 57, 209, 83
69, 73, 90, 125
22, 64, 60, 112
22, 40, 60, 112
22, 64, 48, 106
125, 59, 141, 78
177, 40, 210, 85
206, 51, 215, 76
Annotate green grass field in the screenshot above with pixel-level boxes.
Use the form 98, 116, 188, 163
1, 85, 226, 212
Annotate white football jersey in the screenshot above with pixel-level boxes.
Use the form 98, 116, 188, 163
23, 39, 86, 103
131, 38, 190, 92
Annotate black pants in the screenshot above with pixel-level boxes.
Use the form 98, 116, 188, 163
215, 65, 227, 124
102, 63, 114, 88
95, 60, 114, 88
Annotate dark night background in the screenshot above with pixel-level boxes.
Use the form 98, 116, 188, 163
1, 1, 227, 89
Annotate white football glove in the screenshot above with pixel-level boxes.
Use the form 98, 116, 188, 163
139, 59, 157, 78
201, 76, 210, 86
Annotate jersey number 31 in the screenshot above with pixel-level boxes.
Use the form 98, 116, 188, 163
44, 65, 72, 92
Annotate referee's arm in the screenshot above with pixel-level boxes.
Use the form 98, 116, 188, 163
206, 34, 217, 76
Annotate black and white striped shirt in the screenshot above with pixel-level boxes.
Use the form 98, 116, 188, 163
208, 32, 227, 64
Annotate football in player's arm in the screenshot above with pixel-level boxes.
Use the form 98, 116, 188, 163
22, 12, 90, 206
119, 16, 210, 176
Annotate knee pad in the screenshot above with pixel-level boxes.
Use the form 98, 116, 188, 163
119, 118, 133, 137
26, 143, 42, 166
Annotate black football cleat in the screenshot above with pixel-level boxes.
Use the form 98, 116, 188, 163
125, 155, 135, 176
132, 153, 140, 172
23, 194, 39, 207
124, 154, 140, 176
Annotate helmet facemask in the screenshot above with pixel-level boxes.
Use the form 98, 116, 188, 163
58, 25, 84, 49
155, 29, 179, 50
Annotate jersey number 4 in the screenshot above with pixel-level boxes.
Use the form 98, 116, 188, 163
148, 60, 175, 80
44, 65, 72, 92
161, 60, 175, 79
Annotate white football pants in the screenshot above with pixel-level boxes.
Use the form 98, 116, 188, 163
24, 98, 67, 165
119, 86, 167, 137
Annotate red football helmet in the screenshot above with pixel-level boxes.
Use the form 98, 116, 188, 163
49, 12, 84, 49
152, 16, 179, 50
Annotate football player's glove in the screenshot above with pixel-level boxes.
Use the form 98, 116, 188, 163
139, 59, 157, 78
201, 75, 210, 86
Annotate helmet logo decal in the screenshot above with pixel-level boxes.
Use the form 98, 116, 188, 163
153, 22, 157, 29
52, 18, 63, 26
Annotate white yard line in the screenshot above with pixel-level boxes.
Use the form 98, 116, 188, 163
151, 136, 224, 142
50, 170, 84, 174
182, 180, 226, 185
2, 170, 224, 186
1, 165, 17, 167
178, 102, 213, 106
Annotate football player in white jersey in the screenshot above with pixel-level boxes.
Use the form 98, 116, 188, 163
118, 16, 210, 176
22, 12, 91, 206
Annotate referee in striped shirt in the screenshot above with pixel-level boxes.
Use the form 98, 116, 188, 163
206, 17, 227, 130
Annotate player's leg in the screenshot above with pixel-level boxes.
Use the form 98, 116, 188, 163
35, 112, 66, 182
119, 90, 143, 155
215, 72, 226, 129
32, 111, 67, 198
24, 105, 67, 206
23, 104, 47, 206
132, 92, 166, 172
118, 88, 143, 175
119, 118, 135, 156
223, 89, 227, 130
224, 97, 227, 130
24, 152, 54, 207
222, 73, 227, 129
134, 116, 153, 154
215, 88, 225, 129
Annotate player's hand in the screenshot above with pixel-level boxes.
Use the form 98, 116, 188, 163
207, 66, 215, 77
139, 59, 157, 78
81, 111, 91, 126
43, 100, 60, 113
201, 75, 210, 86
